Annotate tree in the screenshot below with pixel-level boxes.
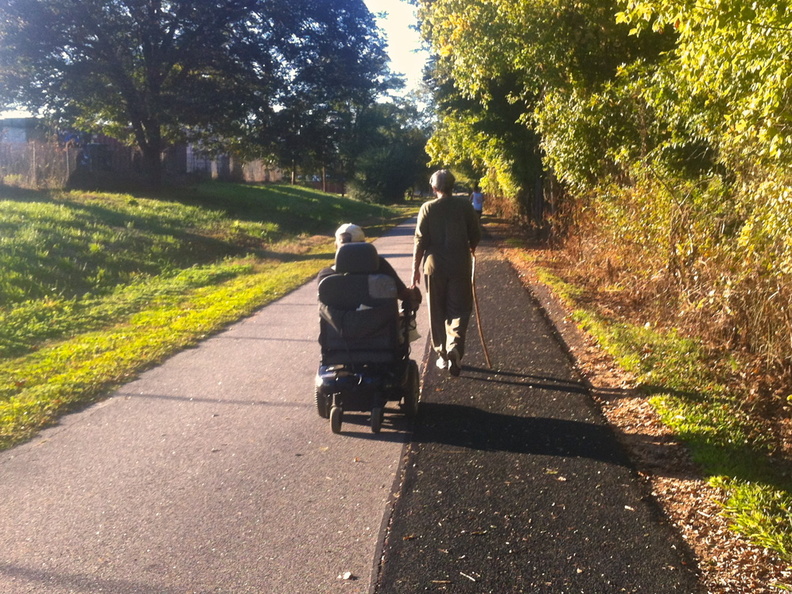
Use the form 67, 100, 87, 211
0, 0, 389, 186
260, 0, 394, 186
346, 100, 430, 203
415, 0, 673, 217
423, 57, 543, 219
617, 0, 792, 172
617, 0, 792, 313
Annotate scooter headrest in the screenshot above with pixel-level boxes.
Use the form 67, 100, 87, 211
335, 242, 379, 274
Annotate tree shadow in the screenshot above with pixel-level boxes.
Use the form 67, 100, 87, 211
411, 401, 631, 468
0, 561, 183, 594
431, 367, 709, 481
462, 365, 588, 394
638, 383, 792, 491
0, 184, 57, 202
374, 223, 416, 239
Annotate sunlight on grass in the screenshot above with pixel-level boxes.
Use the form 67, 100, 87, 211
0, 257, 332, 448
712, 476, 792, 561
0, 181, 416, 449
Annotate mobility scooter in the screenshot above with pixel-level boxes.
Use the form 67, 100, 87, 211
315, 241, 420, 433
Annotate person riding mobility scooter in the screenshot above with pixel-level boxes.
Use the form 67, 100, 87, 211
315, 236, 421, 434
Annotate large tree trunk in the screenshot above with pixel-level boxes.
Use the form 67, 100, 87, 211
140, 144, 162, 187
132, 117, 163, 188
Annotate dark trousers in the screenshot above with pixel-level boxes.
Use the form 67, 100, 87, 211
425, 272, 473, 359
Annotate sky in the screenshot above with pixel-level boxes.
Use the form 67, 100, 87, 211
363, 0, 430, 94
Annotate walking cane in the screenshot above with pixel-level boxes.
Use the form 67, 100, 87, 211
471, 254, 493, 369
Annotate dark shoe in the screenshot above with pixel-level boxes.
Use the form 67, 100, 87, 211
448, 349, 461, 377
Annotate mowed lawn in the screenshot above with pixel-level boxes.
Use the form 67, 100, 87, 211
0, 182, 416, 449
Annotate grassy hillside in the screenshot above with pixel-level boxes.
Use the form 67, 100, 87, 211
0, 182, 415, 449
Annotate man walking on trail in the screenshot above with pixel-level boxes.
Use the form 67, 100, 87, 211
411, 169, 481, 376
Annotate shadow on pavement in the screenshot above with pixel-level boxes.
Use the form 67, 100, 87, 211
412, 402, 630, 467
462, 365, 588, 393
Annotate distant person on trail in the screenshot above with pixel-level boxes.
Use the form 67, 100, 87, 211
411, 169, 481, 377
318, 223, 420, 310
470, 185, 484, 219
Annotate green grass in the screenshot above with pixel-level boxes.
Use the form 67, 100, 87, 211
529, 258, 792, 566
0, 182, 417, 448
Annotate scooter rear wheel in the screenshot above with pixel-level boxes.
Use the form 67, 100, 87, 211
402, 360, 420, 417
316, 388, 330, 419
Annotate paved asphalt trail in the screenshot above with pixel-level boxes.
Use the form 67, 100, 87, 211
1, 218, 702, 594
373, 239, 703, 593
0, 219, 428, 593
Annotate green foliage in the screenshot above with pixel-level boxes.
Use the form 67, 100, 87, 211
417, 0, 671, 221
734, 178, 792, 276
347, 102, 431, 203
712, 476, 792, 561
0, 0, 391, 184
248, 0, 397, 179
537, 86, 628, 191
423, 66, 543, 219
418, 0, 792, 372
607, 4, 792, 372
618, 0, 792, 171
421, 0, 666, 99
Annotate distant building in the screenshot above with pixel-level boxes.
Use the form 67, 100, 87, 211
0, 117, 46, 144
0, 117, 287, 188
